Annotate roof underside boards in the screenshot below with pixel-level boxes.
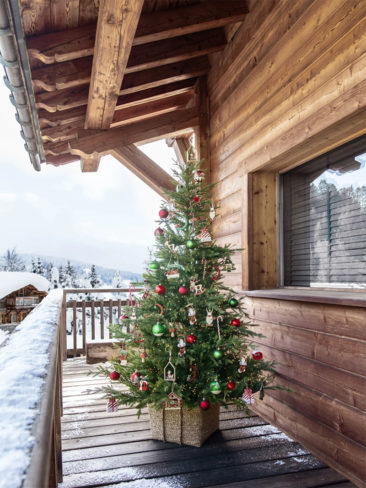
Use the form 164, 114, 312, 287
9, 0, 249, 171
0, 272, 50, 300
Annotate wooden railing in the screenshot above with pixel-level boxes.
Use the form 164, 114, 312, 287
0, 290, 64, 488
61, 288, 142, 358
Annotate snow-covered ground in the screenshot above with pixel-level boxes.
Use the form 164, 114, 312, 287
0, 329, 8, 346
0, 289, 62, 488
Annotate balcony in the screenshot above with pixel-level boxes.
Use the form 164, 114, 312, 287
0, 288, 357, 488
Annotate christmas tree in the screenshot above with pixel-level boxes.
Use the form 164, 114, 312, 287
98, 148, 275, 415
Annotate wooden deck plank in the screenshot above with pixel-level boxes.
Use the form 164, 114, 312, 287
60, 358, 355, 488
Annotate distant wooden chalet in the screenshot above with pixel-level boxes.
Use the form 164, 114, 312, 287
1, 1, 366, 487
0, 272, 49, 324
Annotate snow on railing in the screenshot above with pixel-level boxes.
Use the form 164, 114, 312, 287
0, 289, 63, 488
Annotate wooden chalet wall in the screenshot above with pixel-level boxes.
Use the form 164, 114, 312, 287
207, 1, 366, 487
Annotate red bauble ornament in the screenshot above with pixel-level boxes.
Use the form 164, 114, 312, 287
130, 371, 141, 384
227, 381, 236, 390
155, 284, 165, 295
109, 371, 120, 381
154, 227, 164, 236
120, 313, 129, 320
138, 380, 148, 391
159, 209, 169, 219
178, 286, 189, 295
252, 350, 263, 360
200, 399, 210, 410
187, 333, 196, 344
193, 195, 200, 203
230, 318, 241, 327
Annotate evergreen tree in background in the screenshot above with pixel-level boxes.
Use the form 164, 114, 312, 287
36, 257, 44, 276
64, 261, 77, 287
99, 149, 275, 413
58, 265, 64, 287
89, 264, 101, 288
31, 258, 37, 274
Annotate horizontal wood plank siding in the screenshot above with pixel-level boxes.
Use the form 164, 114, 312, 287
208, 0, 366, 485
245, 296, 366, 487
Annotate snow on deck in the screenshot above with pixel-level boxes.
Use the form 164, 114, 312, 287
0, 289, 62, 488
0, 271, 50, 300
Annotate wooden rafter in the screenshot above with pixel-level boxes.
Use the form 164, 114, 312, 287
86, 0, 144, 130
27, 1, 248, 66
38, 80, 195, 128
35, 57, 209, 112
53, 107, 198, 158
111, 144, 175, 198
41, 91, 194, 142
31, 29, 225, 93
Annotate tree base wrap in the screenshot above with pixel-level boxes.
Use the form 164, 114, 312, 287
148, 403, 220, 447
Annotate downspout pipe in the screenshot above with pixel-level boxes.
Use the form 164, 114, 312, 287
0, 0, 43, 171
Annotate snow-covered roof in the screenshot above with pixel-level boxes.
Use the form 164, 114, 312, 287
0, 272, 50, 300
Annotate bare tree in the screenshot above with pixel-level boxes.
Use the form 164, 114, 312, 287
1, 247, 25, 271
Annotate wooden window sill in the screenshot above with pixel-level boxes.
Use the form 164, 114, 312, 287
240, 288, 366, 308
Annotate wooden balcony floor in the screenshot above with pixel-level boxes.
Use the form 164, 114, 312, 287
59, 358, 355, 488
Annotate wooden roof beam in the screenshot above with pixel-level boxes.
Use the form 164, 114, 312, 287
27, 1, 248, 66
111, 144, 175, 199
38, 79, 195, 128
86, 0, 144, 130
31, 29, 225, 93
35, 57, 209, 112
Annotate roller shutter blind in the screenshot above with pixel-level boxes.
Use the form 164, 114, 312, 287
282, 136, 366, 287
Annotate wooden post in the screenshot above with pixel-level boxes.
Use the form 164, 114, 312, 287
72, 301, 77, 357
196, 76, 211, 182
61, 292, 67, 361
91, 300, 95, 340
82, 300, 86, 354
117, 298, 121, 319
109, 299, 113, 339
100, 299, 104, 340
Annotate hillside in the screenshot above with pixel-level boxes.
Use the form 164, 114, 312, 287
20, 253, 142, 284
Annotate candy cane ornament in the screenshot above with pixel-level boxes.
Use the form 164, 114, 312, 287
216, 315, 223, 340
155, 303, 164, 316
212, 266, 221, 281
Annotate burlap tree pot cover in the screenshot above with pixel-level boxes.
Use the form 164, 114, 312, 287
148, 403, 220, 447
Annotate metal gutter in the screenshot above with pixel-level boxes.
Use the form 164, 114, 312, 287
0, 0, 43, 171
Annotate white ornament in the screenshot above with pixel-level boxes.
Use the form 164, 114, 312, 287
206, 308, 214, 327
187, 305, 197, 325
209, 205, 216, 220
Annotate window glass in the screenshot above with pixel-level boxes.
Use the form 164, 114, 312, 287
282, 137, 366, 288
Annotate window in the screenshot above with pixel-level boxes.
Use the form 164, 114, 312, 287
282, 136, 366, 288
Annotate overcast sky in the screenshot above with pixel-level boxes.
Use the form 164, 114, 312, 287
0, 68, 176, 273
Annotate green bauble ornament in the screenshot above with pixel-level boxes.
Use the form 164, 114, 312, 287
149, 261, 159, 270
210, 380, 221, 395
186, 239, 196, 249
228, 297, 239, 307
213, 350, 222, 359
152, 322, 165, 337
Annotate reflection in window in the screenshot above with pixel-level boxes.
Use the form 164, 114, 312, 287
282, 137, 366, 288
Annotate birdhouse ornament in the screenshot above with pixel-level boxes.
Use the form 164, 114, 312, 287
198, 227, 212, 243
